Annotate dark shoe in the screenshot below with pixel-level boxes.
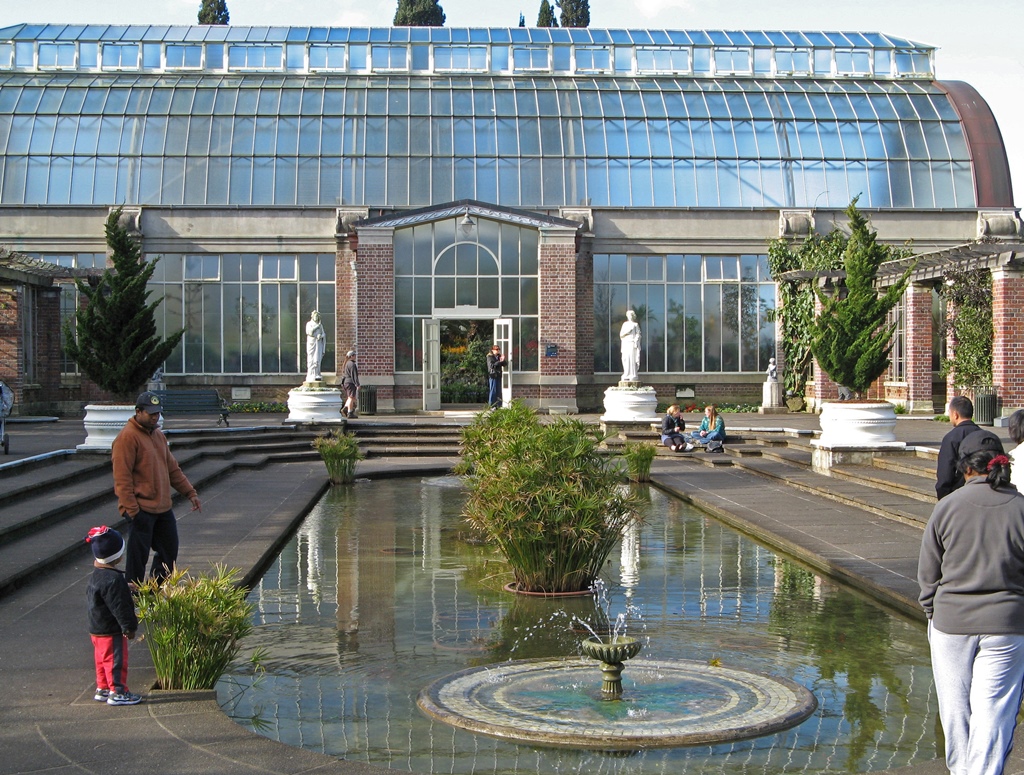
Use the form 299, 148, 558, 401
341, 406, 349, 418
107, 691, 142, 706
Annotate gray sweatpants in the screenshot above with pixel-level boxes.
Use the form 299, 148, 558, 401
929, 622, 1024, 775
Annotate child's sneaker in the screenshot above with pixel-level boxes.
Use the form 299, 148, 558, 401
107, 690, 142, 706
93, 688, 110, 702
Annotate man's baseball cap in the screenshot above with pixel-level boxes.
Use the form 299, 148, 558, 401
135, 391, 163, 414
959, 430, 1004, 459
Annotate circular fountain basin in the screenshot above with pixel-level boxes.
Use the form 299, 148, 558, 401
418, 657, 817, 750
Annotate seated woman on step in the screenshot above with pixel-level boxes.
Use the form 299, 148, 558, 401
660, 405, 694, 453
690, 404, 726, 447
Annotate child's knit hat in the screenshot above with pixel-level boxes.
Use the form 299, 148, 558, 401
86, 526, 125, 564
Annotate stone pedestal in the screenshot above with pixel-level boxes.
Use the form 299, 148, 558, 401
811, 401, 905, 475
287, 383, 344, 422
600, 383, 659, 428
760, 381, 785, 414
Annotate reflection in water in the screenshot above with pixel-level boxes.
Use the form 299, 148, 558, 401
220, 479, 937, 774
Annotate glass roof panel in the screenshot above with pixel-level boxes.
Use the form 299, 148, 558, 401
803, 32, 831, 47
608, 30, 632, 44
823, 32, 854, 47
707, 31, 731, 45
746, 31, 771, 46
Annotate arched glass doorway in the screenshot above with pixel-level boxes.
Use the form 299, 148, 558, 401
393, 213, 539, 382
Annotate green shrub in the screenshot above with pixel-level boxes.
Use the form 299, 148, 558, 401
227, 401, 288, 413
621, 441, 658, 482
312, 430, 364, 484
135, 566, 254, 691
456, 401, 641, 594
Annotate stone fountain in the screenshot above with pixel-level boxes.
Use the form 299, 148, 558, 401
580, 635, 643, 697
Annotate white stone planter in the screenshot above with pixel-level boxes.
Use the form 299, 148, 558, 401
287, 388, 344, 422
816, 401, 898, 446
600, 385, 659, 424
78, 404, 134, 451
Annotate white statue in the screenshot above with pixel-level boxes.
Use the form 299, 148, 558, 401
305, 310, 325, 382
619, 310, 641, 383
766, 358, 778, 383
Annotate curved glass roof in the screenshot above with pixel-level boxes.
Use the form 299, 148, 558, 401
0, 27, 976, 211
0, 24, 929, 48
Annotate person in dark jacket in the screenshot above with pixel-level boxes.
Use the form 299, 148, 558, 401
660, 405, 693, 452
486, 345, 505, 409
935, 395, 982, 500
85, 526, 141, 706
341, 350, 360, 418
919, 430, 1024, 775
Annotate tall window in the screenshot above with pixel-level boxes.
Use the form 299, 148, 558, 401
593, 253, 775, 374
394, 216, 539, 373
887, 296, 906, 382
148, 253, 335, 375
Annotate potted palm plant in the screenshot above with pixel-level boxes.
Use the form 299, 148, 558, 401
810, 200, 914, 446
456, 401, 641, 595
65, 208, 183, 449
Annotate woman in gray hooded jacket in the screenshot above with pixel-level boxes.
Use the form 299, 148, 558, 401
919, 430, 1024, 775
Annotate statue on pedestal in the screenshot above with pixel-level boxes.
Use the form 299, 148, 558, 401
619, 310, 641, 383
305, 310, 325, 382
763, 357, 784, 409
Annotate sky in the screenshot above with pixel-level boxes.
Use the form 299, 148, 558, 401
1, 0, 1020, 209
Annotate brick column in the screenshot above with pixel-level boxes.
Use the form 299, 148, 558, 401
0, 284, 22, 404
350, 226, 396, 413
34, 287, 62, 407
904, 281, 935, 414
538, 229, 580, 412
809, 293, 840, 409
992, 266, 1024, 411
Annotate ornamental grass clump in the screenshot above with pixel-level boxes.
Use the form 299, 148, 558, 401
312, 430, 364, 484
621, 441, 658, 482
456, 401, 641, 594
135, 566, 254, 691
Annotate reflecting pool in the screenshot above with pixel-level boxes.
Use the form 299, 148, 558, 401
218, 477, 938, 774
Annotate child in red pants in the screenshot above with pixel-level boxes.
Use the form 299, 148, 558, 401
85, 526, 141, 706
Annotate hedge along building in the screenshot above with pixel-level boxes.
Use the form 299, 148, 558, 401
0, 24, 1020, 415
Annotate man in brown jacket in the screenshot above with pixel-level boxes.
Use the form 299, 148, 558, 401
112, 391, 201, 585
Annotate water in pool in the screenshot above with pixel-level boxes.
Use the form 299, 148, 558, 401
218, 476, 938, 774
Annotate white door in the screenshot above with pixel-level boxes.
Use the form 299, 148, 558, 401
422, 318, 441, 412
493, 318, 512, 407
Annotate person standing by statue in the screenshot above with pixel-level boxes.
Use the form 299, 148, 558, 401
620, 310, 641, 383
341, 350, 359, 419
305, 310, 325, 382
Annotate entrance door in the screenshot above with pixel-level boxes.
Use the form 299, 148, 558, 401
422, 318, 441, 411
493, 318, 512, 407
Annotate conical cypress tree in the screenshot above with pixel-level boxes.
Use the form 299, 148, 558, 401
63, 209, 184, 401
537, 0, 558, 27
198, 0, 229, 25
557, 0, 589, 27
810, 200, 914, 398
394, 0, 446, 26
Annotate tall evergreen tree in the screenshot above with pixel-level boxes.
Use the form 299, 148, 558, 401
394, 0, 446, 26
810, 200, 914, 398
556, 0, 589, 27
198, 0, 229, 25
519, 12, 526, 27
64, 209, 184, 401
537, 0, 558, 27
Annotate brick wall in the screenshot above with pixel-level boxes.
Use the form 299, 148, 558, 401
0, 285, 21, 402
904, 282, 934, 412
353, 237, 396, 408
992, 268, 1024, 409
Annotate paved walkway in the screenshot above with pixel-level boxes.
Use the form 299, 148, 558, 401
0, 411, 1019, 775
